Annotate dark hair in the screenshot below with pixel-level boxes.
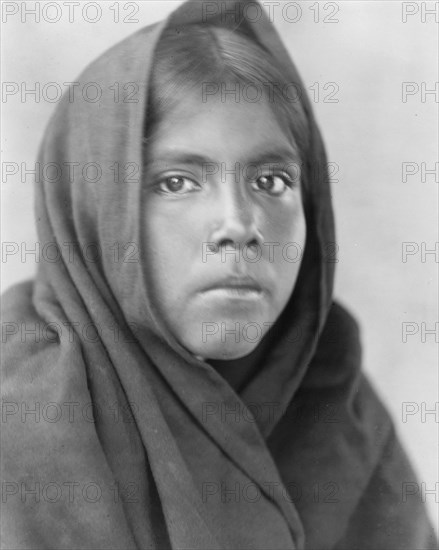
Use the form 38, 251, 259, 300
145, 24, 309, 163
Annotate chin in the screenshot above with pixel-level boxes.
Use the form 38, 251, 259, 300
187, 338, 258, 361
176, 317, 270, 361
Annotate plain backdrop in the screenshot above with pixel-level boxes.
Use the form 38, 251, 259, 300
2, 0, 438, 531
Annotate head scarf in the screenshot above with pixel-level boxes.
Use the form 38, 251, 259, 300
2, 1, 436, 549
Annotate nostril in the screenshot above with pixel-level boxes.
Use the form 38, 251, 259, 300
218, 238, 236, 249
246, 239, 259, 250
217, 238, 260, 250
215, 238, 260, 256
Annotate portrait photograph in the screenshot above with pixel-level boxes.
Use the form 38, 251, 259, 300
1, 1, 438, 548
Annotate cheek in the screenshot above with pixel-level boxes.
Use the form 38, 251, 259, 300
143, 205, 204, 297
267, 200, 306, 298
262, 194, 306, 246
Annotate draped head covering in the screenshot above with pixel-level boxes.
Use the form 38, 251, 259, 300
2, 1, 436, 549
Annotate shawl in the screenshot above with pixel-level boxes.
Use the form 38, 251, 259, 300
2, 1, 437, 548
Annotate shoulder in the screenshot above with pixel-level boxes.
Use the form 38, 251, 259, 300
301, 300, 362, 390
273, 301, 396, 470
272, 302, 437, 548
297, 300, 393, 443
2, 280, 35, 319
334, 422, 438, 549
1, 279, 85, 402
1, 280, 47, 368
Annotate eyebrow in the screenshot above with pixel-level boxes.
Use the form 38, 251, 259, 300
144, 148, 301, 172
145, 153, 215, 170
248, 149, 301, 166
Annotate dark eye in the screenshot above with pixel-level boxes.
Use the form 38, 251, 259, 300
252, 174, 293, 196
157, 176, 200, 195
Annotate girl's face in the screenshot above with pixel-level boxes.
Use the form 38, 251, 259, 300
144, 93, 306, 360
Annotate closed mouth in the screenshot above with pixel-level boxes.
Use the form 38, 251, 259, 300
207, 286, 262, 294
201, 276, 263, 293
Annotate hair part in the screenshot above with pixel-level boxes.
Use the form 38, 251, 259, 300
145, 25, 309, 162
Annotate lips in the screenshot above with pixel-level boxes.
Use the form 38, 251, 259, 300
201, 275, 263, 293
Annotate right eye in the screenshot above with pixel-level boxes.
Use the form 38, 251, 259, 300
156, 176, 201, 195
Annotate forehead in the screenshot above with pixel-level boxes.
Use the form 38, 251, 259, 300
147, 95, 297, 163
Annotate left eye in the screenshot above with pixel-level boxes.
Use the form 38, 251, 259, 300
252, 174, 293, 195
157, 176, 200, 194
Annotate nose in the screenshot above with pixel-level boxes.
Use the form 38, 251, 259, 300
208, 180, 263, 252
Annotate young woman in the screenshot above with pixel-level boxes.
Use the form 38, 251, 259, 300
2, 0, 436, 548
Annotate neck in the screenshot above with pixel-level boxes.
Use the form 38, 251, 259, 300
206, 344, 268, 392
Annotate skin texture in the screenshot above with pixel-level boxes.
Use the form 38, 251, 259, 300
143, 94, 306, 360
